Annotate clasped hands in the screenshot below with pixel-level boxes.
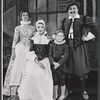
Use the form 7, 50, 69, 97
53, 62, 60, 69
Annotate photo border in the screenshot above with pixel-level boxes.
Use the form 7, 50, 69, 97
1, 0, 100, 100
98, 0, 100, 99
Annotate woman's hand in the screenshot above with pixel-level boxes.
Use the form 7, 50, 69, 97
38, 62, 45, 70
82, 35, 90, 41
12, 48, 16, 60
34, 58, 45, 70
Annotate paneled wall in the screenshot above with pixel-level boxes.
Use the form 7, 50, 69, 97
3, 0, 98, 71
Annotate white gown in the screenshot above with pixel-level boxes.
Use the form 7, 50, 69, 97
3, 21, 35, 96
18, 33, 54, 100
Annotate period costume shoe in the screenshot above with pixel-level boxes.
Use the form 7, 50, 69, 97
81, 91, 89, 100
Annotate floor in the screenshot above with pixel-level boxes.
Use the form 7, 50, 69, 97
65, 92, 97, 100
3, 91, 98, 100
3, 70, 98, 100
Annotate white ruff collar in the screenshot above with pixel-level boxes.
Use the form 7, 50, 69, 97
68, 14, 80, 19
20, 21, 31, 25
54, 40, 66, 45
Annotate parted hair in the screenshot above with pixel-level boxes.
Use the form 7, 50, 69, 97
20, 10, 30, 19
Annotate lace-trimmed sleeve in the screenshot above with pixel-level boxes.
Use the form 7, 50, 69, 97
12, 26, 20, 48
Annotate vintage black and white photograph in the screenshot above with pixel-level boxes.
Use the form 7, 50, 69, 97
3, 0, 99, 100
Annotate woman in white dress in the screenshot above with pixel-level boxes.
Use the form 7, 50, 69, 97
3, 10, 35, 96
18, 20, 54, 100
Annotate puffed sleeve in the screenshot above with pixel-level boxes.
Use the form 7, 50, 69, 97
49, 44, 54, 64
85, 16, 98, 36
12, 26, 20, 48
26, 51, 37, 62
58, 44, 69, 66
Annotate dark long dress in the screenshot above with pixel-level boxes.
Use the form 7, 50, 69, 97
18, 44, 53, 100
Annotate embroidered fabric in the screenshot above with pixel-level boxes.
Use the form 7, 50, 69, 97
3, 21, 35, 96
3, 59, 17, 96
12, 21, 34, 48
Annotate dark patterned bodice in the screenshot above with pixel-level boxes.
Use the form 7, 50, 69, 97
33, 44, 49, 60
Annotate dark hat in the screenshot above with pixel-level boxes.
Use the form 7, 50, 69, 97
66, 0, 80, 12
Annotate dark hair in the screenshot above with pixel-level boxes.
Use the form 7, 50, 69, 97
20, 10, 30, 19
66, 4, 79, 12
55, 30, 65, 35
66, 1, 80, 12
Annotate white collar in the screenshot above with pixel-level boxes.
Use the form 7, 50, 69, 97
68, 14, 80, 20
20, 21, 31, 25
31, 31, 50, 44
54, 40, 66, 45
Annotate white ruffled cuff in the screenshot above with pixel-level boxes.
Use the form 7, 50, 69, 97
87, 32, 95, 40
26, 51, 37, 61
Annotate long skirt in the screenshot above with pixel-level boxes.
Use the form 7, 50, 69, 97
18, 58, 54, 100
67, 40, 90, 77
3, 43, 30, 96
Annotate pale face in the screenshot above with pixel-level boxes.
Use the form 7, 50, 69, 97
21, 12, 29, 21
68, 5, 79, 18
55, 32, 65, 42
36, 24, 45, 35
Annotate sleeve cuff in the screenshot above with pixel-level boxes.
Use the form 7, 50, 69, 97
87, 32, 95, 40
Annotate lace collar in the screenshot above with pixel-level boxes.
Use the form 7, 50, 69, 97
20, 21, 31, 25
54, 40, 66, 45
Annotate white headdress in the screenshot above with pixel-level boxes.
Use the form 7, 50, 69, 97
36, 20, 45, 28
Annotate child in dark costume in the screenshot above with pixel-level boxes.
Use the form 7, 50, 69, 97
18, 20, 54, 100
49, 30, 69, 100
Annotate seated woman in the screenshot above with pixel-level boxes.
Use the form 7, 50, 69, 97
18, 20, 54, 100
